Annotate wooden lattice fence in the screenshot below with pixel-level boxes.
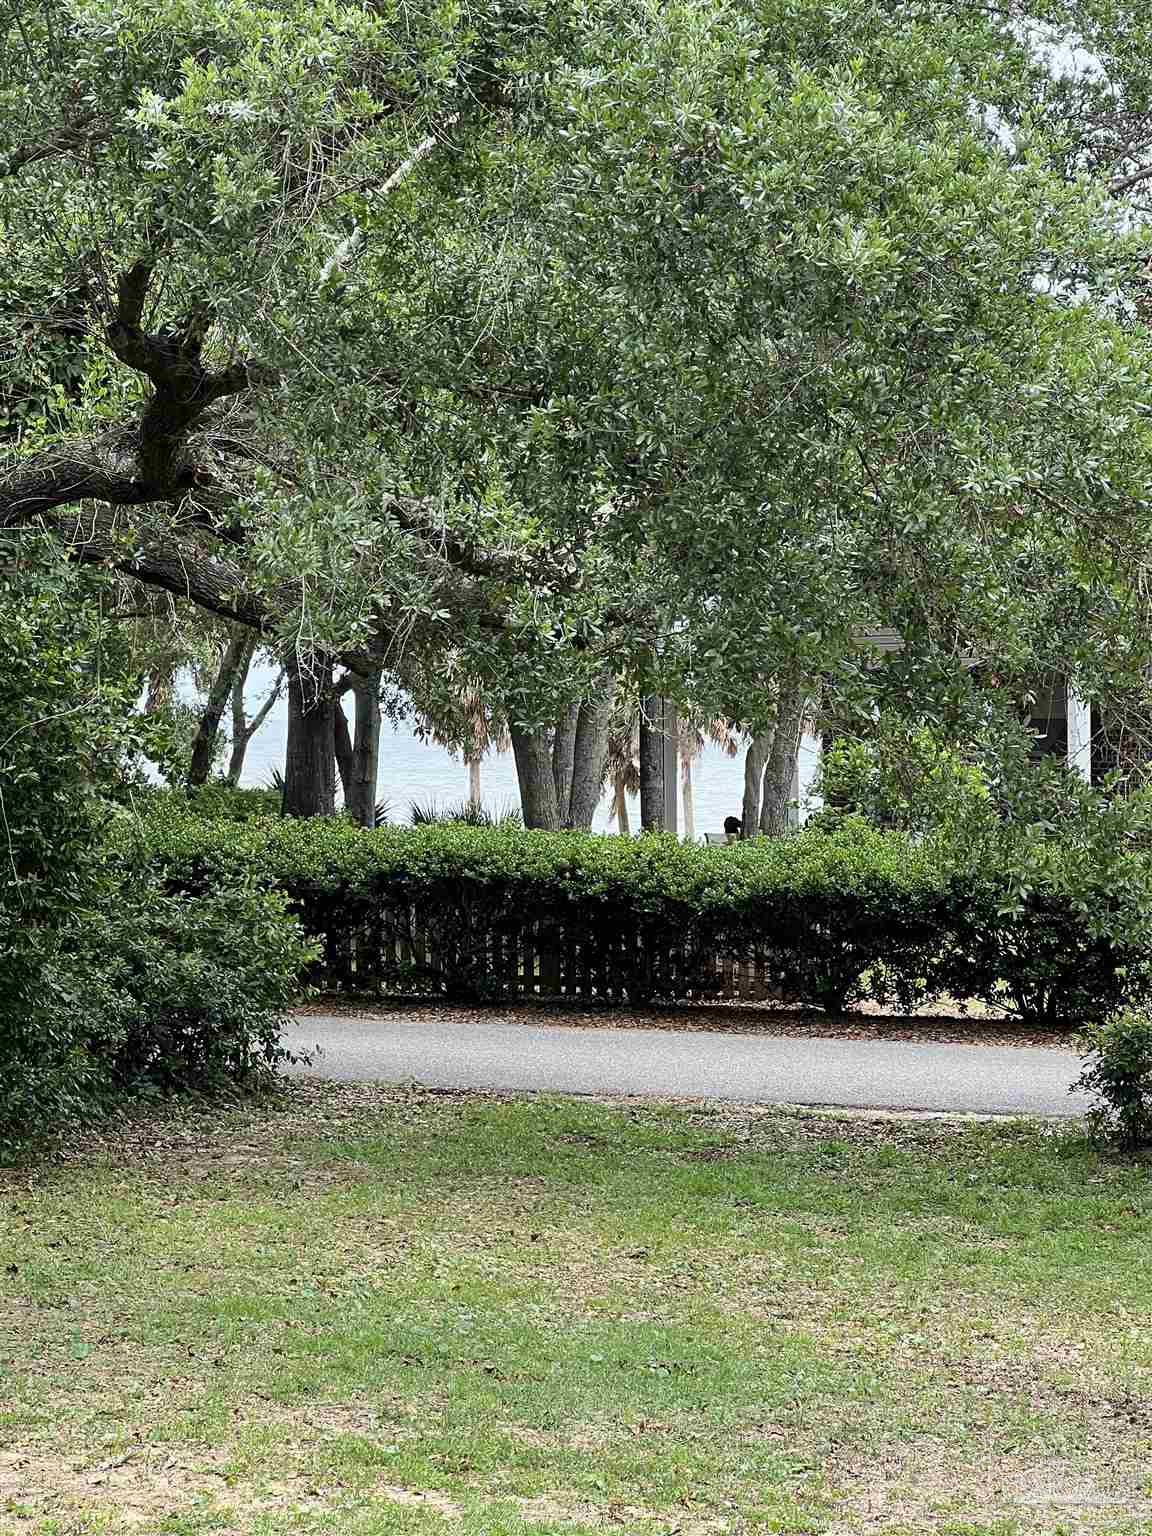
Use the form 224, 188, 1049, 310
306, 899, 776, 1002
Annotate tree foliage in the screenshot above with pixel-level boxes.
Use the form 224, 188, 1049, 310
4, 0, 1152, 741
0, 539, 312, 1147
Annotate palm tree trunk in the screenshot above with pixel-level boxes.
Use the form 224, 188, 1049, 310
144, 663, 175, 716
467, 754, 482, 808
613, 773, 631, 836
680, 731, 696, 844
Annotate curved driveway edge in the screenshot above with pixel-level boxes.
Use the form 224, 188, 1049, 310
285, 1014, 1090, 1118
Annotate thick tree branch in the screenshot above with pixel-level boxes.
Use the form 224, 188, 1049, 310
45, 503, 273, 631
1109, 162, 1152, 197
0, 115, 112, 178
101, 256, 280, 486
0, 440, 151, 524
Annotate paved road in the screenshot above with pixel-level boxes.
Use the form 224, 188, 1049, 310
286, 1015, 1090, 1117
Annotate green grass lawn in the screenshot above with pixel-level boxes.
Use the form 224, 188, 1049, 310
2, 1083, 1152, 1536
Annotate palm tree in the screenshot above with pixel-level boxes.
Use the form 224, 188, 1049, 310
605, 714, 641, 834
460, 689, 510, 808
413, 684, 510, 812
679, 717, 740, 842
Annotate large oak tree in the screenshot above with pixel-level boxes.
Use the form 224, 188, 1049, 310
7, 0, 1152, 821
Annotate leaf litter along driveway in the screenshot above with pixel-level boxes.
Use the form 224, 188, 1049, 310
287, 1009, 1089, 1117
4, 1081, 1152, 1535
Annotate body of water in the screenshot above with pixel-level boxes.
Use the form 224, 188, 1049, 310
233, 668, 820, 837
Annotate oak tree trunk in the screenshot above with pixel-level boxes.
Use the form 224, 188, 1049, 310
347, 670, 383, 827
567, 683, 615, 829
760, 682, 808, 836
226, 650, 281, 786
551, 702, 580, 821
510, 724, 562, 829
227, 664, 250, 786
639, 696, 666, 832
741, 728, 773, 837
282, 651, 336, 818
334, 696, 355, 805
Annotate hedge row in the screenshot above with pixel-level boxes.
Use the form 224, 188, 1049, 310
123, 804, 1152, 1024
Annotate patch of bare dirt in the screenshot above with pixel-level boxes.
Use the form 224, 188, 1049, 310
372, 1483, 738, 1532
826, 1442, 1152, 1532
0, 1444, 233, 1525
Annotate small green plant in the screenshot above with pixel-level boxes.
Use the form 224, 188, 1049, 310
1076, 1004, 1152, 1151
409, 798, 522, 827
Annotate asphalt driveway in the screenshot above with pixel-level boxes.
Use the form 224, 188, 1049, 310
285, 1014, 1089, 1117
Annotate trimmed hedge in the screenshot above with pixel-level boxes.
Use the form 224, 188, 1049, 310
122, 807, 1152, 1023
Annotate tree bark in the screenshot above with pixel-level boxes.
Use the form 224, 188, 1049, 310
613, 773, 631, 836
282, 651, 336, 818
760, 682, 808, 836
334, 697, 355, 806
681, 730, 696, 845
347, 669, 383, 827
741, 728, 773, 837
639, 696, 666, 832
510, 724, 561, 829
551, 702, 580, 822
225, 638, 256, 785
226, 652, 281, 786
467, 754, 482, 808
187, 629, 250, 788
566, 683, 615, 830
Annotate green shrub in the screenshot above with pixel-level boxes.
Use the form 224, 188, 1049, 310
78, 874, 315, 1095
129, 783, 284, 822
0, 551, 315, 1151
126, 803, 1152, 1021
185, 784, 284, 822
1, 870, 316, 1150
0, 548, 134, 1146
817, 724, 992, 839
122, 808, 953, 1009
1075, 1006, 1152, 1150
928, 797, 1152, 1025
932, 877, 1148, 1025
